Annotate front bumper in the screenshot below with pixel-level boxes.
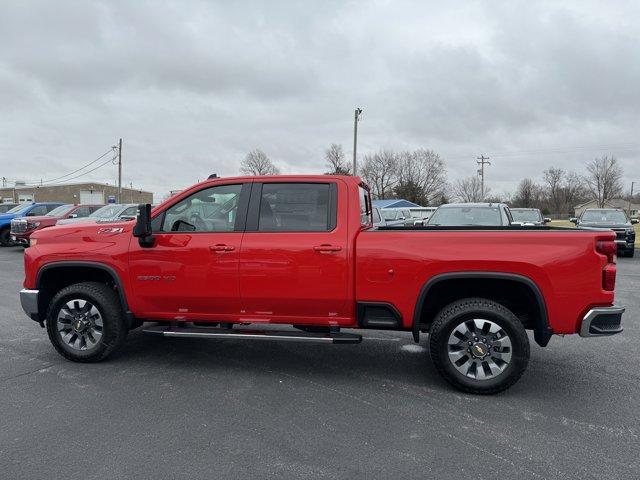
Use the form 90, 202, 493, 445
20, 289, 40, 322
579, 306, 624, 337
10, 235, 30, 246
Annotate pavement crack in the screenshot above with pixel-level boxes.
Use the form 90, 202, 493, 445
0, 363, 54, 382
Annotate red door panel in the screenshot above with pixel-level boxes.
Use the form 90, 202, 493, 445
128, 232, 243, 319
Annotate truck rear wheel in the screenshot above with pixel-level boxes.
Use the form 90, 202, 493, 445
46, 282, 127, 362
429, 298, 530, 394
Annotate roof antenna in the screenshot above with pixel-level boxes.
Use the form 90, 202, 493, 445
208, 173, 218, 179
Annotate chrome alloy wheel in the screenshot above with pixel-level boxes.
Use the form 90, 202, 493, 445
447, 319, 512, 380
56, 299, 104, 351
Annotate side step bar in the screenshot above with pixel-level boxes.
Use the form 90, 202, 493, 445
142, 325, 362, 344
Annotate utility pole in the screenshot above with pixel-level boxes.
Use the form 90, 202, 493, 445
353, 108, 363, 176
476, 155, 491, 200
628, 181, 635, 217
117, 138, 123, 202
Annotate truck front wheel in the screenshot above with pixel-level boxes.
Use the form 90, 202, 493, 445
0, 227, 11, 247
46, 282, 127, 362
429, 298, 530, 394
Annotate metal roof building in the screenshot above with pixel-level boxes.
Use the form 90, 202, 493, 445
0, 182, 153, 205
372, 199, 422, 209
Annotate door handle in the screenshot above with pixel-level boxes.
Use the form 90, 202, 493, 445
313, 244, 342, 253
210, 244, 235, 252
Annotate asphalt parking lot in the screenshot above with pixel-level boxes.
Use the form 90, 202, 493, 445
0, 247, 638, 480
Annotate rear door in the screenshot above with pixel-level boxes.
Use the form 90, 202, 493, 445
239, 180, 349, 323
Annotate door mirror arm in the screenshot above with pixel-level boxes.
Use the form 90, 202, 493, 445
133, 204, 155, 248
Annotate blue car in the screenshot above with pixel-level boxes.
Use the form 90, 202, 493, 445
0, 202, 64, 246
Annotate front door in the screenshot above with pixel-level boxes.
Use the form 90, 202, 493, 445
239, 181, 350, 324
128, 182, 248, 320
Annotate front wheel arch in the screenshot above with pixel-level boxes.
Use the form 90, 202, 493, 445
36, 262, 134, 327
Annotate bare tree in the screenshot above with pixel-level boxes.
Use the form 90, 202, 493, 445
584, 155, 623, 207
240, 149, 280, 175
324, 143, 350, 175
452, 176, 487, 202
360, 149, 398, 199
513, 178, 544, 208
395, 149, 447, 205
543, 167, 565, 214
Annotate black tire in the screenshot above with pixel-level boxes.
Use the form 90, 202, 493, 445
429, 297, 530, 394
0, 227, 11, 247
46, 282, 127, 362
627, 249, 635, 258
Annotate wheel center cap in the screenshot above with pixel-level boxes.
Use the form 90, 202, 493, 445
73, 319, 87, 333
471, 342, 488, 358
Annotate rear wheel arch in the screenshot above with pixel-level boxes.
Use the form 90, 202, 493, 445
412, 272, 551, 347
36, 262, 133, 325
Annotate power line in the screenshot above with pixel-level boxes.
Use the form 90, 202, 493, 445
34, 155, 118, 186
13, 148, 117, 186
446, 142, 640, 161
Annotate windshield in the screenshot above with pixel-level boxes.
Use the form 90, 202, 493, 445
90, 204, 125, 219
5, 204, 30, 214
372, 208, 382, 223
428, 206, 502, 226
381, 210, 398, 220
511, 209, 542, 222
581, 210, 627, 223
45, 204, 74, 217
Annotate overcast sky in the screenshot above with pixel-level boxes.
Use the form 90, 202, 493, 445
1, 0, 638, 200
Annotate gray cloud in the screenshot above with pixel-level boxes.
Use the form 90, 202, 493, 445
0, 0, 638, 198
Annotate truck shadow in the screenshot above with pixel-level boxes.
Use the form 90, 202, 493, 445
112, 327, 626, 404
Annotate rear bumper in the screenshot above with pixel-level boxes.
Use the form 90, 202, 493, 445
579, 306, 624, 337
20, 289, 40, 322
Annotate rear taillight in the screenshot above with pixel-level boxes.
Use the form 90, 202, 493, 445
596, 240, 617, 263
602, 263, 616, 291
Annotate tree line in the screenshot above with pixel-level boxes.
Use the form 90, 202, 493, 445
239, 145, 629, 213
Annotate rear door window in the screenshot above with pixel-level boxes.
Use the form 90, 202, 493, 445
73, 206, 92, 218
257, 183, 335, 232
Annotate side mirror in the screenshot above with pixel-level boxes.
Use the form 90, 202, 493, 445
570, 217, 577, 224
632, 218, 639, 225
544, 218, 551, 223
68, 213, 78, 218
133, 204, 155, 248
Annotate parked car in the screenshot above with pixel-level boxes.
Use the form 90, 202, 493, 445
571, 208, 637, 257
510, 208, 550, 226
372, 207, 386, 227
20, 175, 624, 394
10, 204, 103, 247
57, 203, 139, 225
380, 207, 413, 227
0, 202, 64, 246
427, 203, 513, 226
0, 203, 18, 214
409, 207, 437, 226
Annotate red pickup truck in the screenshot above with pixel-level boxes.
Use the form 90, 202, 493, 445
19, 175, 624, 394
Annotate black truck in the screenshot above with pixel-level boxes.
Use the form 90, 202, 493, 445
571, 208, 637, 257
